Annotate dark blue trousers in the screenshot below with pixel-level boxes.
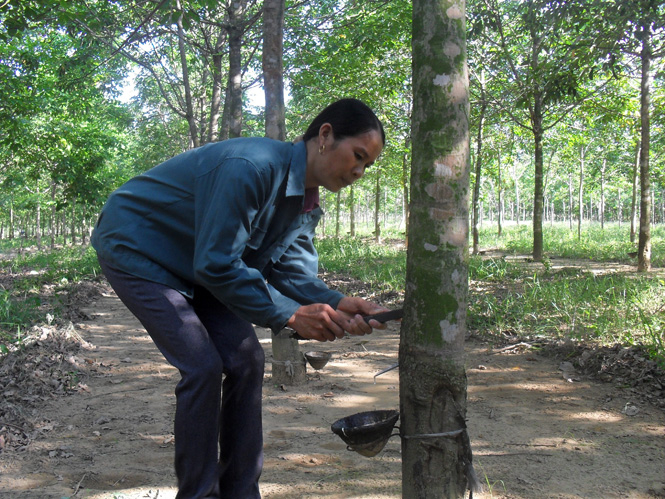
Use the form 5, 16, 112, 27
98, 258, 265, 498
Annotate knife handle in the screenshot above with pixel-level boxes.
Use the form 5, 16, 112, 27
362, 308, 404, 323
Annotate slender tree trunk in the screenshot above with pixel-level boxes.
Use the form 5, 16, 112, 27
50, 181, 56, 249
36, 186, 42, 250
568, 172, 573, 230
349, 186, 355, 237
208, 32, 226, 143
263, 0, 286, 141
335, 191, 341, 238
175, 0, 199, 148
71, 201, 77, 245
638, 26, 652, 271
600, 158, 606, 230
219, 85, 231, 141
631, 140, 640, 243
227, 1, 245, 139
402, 136, 411, 244
402, 0, 478, 496
374, 171, 381, 242
9, 197, 14, 240
472, 98, 486, 255
498, 152, 503, 236
532, 91, 544, 261
578, 146, 584, 240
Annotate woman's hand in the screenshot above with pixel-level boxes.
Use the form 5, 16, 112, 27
286, 303, 346, 342
335, 297, 389, 336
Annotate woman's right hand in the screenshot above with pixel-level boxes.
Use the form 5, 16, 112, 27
286, 304, 346, 342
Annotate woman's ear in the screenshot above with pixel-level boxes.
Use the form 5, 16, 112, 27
318, 123, 334, 146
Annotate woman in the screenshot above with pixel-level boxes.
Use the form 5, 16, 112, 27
91, 98, 388, 498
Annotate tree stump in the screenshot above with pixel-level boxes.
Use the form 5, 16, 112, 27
271, 335, 307, 385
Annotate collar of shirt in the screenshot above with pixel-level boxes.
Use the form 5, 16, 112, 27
285, 140, 306, 197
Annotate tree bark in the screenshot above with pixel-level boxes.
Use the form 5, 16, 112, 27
374, 171, 382, 243
531, 90, 544, 261
472, 98, 486, 255
349, 186, 355, 237
175, 0, 199, 149
263, 0, 286, 141
50, 181, 56, 249
402, 136, 411, 244
578, 146, 585, 240
600, 158, 606, 230
631, 140, 640, 242
335, 191, 341, 238
403, 0, 477, 496
497, 152, 503, 236
227, 1, 245, 138
262, 0, 302, 384
638, 26, 652, 271
208, 31, 227, 143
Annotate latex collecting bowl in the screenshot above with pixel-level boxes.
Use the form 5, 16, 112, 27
331, 410, 400, 457
304, 351, 332, 370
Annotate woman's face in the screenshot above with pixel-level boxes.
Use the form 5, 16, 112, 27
307, 126, 384, 192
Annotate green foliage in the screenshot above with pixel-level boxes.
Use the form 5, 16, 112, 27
317, 225, 665, 364
0, 244, 101, 352
0, 245, 100, 288
469, 266, 665, 365
316, 236, 406, 293
481, 223, 665, 267
469, 225, 665, 364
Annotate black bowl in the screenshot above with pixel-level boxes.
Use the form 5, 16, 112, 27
305, 351, 332, 370
331, 410, 399, 457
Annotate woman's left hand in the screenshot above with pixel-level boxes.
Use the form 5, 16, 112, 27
335, 297, 389, 336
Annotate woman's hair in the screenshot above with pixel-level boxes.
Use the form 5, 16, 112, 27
302, 98, 385, 145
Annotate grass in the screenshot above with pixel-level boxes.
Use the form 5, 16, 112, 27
482, 221, 665, 266
315, 235, 406, 292
1, 223, 663, 366
0, 242, 101, 352
315, 223, 665, 366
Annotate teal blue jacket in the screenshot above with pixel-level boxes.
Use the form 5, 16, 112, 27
91, 137, 344, 332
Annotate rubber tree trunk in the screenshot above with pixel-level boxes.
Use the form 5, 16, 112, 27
402, 0, 478, 496
630, 140, 640, 243
578, 146, 584, 240
471, 98, 486, 255
402, 135, 411, 244
263, 0, 286, 141
531, 90, 544, 261
638, 26, 652, 272
262, 0, 305, 384
374, 171, 382, 242
207, 30, 226, 143
226, 0, 245, 139
175, 0, 199, 149
497, 152, 503, 236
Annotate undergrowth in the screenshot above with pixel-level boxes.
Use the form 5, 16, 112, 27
0, 243, 100, 353
1, 224, 664, 366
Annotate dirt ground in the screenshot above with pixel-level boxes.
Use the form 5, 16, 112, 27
1, 265, 665, 498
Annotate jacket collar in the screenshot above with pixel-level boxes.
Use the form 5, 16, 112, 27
285, 141, 307, 197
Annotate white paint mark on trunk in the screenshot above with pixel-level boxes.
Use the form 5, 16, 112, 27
424, 243, 438, 252
434, 161, 454, 177
440, 320, 458, 342
446, 5, 463, 19
433, 74, 450, 87
444, 42, 461, 58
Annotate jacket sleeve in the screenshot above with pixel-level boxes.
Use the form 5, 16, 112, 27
266, 210, 345, 310
192, 158, 301, 333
